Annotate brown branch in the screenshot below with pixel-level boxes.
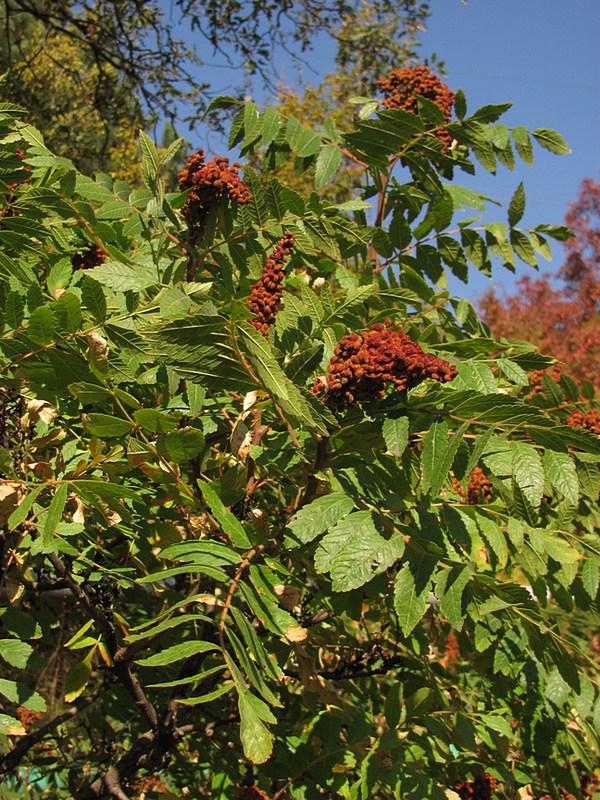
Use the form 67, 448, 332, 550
45, 551, 158, 730
0, 691, 98, 776
218, 543, 266, 651
296, 435, 329, 511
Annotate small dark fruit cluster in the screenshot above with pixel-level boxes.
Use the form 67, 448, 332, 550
454, 773, 497, 800
71, 244, 106, 270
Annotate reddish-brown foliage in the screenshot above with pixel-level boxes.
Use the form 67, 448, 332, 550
247, 232, 296, 336
480, 178, 600, 388
378, 66, 454, 151
318, 319, 456, 408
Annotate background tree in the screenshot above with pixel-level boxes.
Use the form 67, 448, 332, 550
252, 2, 438, 201
480, 177, 600, 388
0, 0, 430, 176
1, 68, 599, 800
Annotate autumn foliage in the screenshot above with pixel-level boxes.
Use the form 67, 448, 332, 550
480, 177, 600, 387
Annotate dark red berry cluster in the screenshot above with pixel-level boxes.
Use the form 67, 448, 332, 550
71, 244, 106, 270
178, 148, 251, 239
318, 320, 457, 408
566, 408, 600, 435
454, 773, 497, 800
582, 773, 599, 798
452, 467, 494, 505
248, 232, 296, 336
378, 66, 455, 152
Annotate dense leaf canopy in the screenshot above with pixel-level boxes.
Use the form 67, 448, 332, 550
0, 68, 599, 800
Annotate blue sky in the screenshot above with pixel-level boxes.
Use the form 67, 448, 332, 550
419, 0, 600, 299
164, 0, 599, 301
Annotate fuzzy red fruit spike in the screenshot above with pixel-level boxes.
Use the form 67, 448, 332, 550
378, 65, 455, 152
248, 232, 296, 336
566, 407, 600, 435
319, 320, 457, 408
178, 148, 252, 238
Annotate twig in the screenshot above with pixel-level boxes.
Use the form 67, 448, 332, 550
45, 550, 158, 730
0, 691, 98, 775
296, 436, 329, 511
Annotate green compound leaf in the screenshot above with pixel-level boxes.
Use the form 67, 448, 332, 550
421, 420, 468, 498
136, 641, 219, 667
508, 181, 526, 227
81, 275, 107, 321
155, 429, 205, 462
27, 305, 56, 345
544, 450, 579, 505
532, 128, 570, 155
238, 689, 275, 764
197, 479, 252, 549
0, 678, 46, 712
382, 417, 410, 458
85, 414, 134, 437
435, 565, 472, 631
512, 440, 544, 507
314, 511, 404, 591
285, 493, 355, 547
0, 639, 33, 669
239, 323, 329, 437
315, 144, 342, 188
64, 647, 95, 703
42, 481, 68, 547
394, 555, 438, 637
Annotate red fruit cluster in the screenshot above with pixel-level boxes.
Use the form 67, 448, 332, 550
443, 630, 460, 668
454, 773, 497, 800
319, 320, 457, 408
71, 244, 106, 270
452, 467, 494, 505
16, 706, 43, 733
527, 365, 564, 399
178, 148, 251, 238
378, 66, 455, 151
566, 408, 600, 435
248, 232, 296, 336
